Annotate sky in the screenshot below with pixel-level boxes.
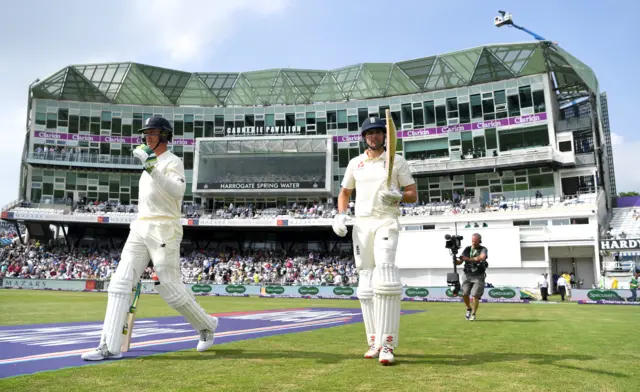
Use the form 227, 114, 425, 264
0, 0, 638, 206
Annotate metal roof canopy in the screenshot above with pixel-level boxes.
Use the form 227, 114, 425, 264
31, 41, 598, 107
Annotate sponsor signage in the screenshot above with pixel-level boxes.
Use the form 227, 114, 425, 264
33, 132, 194, 146
2, 278, 89, 291
332, 112, 548, 142
600, 239, 640, 250
3, 279, 532, 303
197, 181, 324, 190
572, 289, 640, 305
224, 125, 303, 135
402, 287, 530, 303
33, 113, 547, 146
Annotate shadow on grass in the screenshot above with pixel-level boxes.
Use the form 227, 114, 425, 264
470, 319, 547, 322
141, 349, 628, 378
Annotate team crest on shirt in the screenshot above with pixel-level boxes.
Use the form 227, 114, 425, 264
357, 161, 364, 169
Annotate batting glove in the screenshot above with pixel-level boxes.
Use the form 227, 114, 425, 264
332, 213, 348, 237
132, 144, 158, 174
379, 189, 403, 207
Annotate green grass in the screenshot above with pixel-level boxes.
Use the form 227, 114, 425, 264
1, 290, 638, 392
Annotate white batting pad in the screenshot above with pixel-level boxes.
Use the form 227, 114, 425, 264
357, 269, 376, 346
373, 263, 403, 349
101, 267, 135, 354
156, 281, 218, 332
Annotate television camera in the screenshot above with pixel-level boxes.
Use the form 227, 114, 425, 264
493, 10, 547, 41
445, 233, 464, 296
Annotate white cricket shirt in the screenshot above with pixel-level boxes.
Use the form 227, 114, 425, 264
136, 150, 186, 220
341, 152, 415, 218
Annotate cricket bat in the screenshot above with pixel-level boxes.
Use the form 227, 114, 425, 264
385, 109, 397, 190
121, 281, 142, 352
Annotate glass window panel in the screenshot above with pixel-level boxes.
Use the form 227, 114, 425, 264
508, 94, 520, 117
470, 94, 482, 118
485, 128, 497, 149
338, 149, 349, 168
266, 114, 275, 127
424, 101, 435, 124
446, 98, 457, 111
412, 109, 424, 127
337, 110, 347, 123
46, 113, 57, 129
482, 99, 495, 114
459, 103, 470, 123
80, 116, 90, 131
498, 127, 549, 151
35, 112, 46, 125
401, 104, 412, 124
435, 105, 446, 126
519, 86, 533, 108
69, 115, 79, 133
532, 90, 545, 113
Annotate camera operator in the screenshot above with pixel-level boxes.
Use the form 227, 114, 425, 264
455, 233, 488, 321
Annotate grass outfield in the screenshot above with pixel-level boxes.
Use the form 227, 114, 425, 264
0, 290, 638, 392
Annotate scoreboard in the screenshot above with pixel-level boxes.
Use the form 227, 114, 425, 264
193, 136, 332, 194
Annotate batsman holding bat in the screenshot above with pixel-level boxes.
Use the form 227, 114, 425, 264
332, 115, 417, 365
81, 116, 218, 361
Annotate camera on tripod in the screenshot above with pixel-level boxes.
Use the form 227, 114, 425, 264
445, 234, 463, 296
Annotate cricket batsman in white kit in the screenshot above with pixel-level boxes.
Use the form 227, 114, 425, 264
332, 117, 417, 365
81, 116, 218, 361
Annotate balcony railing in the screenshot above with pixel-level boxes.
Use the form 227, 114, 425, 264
27, 152, 140, 168
575, 153, 595, 166
408, 146, 575, 174
555, 117, 592, 132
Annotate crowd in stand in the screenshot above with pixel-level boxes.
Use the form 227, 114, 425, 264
0, 241, 358, 286
28, 190, 583, 222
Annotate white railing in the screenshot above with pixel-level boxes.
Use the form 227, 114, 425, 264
27, 152, 139, 168
603, 261, 636, 273
409, 146, 575, 174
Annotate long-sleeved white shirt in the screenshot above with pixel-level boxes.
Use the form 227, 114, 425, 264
136, 151, 186, 220
340, 152, 415, 218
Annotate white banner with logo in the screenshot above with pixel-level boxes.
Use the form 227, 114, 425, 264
2, 279, 532, 303
1, 278, 92, 291
570, 289, 640, 305
401, 286, 532, 303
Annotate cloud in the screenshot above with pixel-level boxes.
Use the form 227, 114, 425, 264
610, 132, 624, 146
0, 0, 292, 206
609, 133, 640, 193
132, 0, 291, 67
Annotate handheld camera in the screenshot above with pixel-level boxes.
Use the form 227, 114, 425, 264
445, 234, 464, 296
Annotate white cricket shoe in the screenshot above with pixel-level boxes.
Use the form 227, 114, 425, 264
80, 344, 123, 361
364, 345, 380, 359
378, 346, 395, 365
196, 316, 219, 352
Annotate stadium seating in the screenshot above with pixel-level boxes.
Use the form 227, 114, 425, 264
0, 242, 357, 286
3, 191, 599, 222
607, 207, 640, 238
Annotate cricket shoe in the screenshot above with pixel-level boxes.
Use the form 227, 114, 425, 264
364, 345, 380, 359
465, 309, 472, 320
196, 315, 219, 352
80, 344, 123, 361
378, 346, 395, 365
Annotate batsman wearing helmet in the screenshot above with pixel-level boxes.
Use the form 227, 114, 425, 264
81, 116, 218, 361
332, 117, 417, 365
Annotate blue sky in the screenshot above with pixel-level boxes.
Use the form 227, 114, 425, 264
0, 0, 637, 205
